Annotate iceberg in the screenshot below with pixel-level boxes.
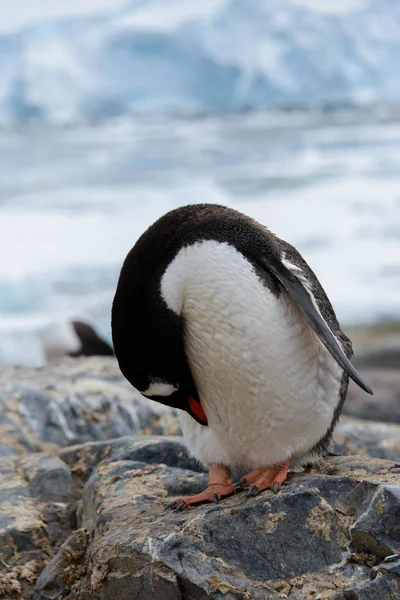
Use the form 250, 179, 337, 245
0, 0, 400, 123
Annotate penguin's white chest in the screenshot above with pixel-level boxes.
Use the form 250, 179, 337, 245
161, 240, 343, 468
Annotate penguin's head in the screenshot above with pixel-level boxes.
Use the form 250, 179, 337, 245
112, 303, 208, 425
112, 318, 206, 422
111, 206, 211, 426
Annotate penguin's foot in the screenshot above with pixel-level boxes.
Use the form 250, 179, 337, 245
233, 459, 290, 497
166, 464, 234, 511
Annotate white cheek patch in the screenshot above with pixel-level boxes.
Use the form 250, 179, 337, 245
140, 381, 178, 397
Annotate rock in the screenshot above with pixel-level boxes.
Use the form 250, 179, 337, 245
351, 484, 400, 558
353, 340, 400, 370
0, 412, 38, 457
0, 456, 49, 562
64, 437, 400, 600
332, 573, 400, 600
343, 369, 400, 423
0, 452, 76, 598
333, 416, 400, 463
59, 436, 204, 491
332, 554, 400, 599
0, 357, 179, 453
1, 356, 400, 599
32, 529, 89, 600
19, 453, 76, 503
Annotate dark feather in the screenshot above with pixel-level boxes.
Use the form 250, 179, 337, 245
263, 254, 373, 395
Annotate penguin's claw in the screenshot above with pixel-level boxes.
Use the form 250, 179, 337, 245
246, 485, 258, 498
237, 460, 290, 499
233, 477, 246, 492
233, 468, 265, 492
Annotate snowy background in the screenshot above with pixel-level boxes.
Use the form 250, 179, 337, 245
1, 0, 400, 364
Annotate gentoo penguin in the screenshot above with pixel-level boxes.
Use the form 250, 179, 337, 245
111, 204, 372, 509
43, 320, 113, 362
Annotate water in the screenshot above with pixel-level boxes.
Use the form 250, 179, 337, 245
1, 108, 400, 365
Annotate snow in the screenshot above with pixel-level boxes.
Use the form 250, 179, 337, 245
0, 0, 399, 123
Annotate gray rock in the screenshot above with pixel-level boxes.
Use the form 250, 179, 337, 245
343, 369, 400, 423
32, 528, 89, 600
333, 416, 400, 463
0, 357, 178, 452
69, 437, 400, 600
373, 555, 400, 577
19, 453, 76, 503
332, 573, 400, 599
1, 356, 400, 599
351, 484, 400, 558
59, 435, 203, 488
59, 436, 137, 485
0, 457, 48, 560
0, 411, 38, 457
110, 436, 204, 473
0, 452, 76, 598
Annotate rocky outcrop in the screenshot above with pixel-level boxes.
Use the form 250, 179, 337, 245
32, 529, 89, 600
0, 357, 179, 454
0, 452, 77, 599
0, 357, 399, 599
32, 437, 400, 600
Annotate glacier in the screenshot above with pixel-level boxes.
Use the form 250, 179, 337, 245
0, 0, 400, 123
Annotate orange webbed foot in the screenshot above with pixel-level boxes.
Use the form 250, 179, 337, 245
166, 482, 235, 511
166, 464, 234, 511
233, 460, 290, 498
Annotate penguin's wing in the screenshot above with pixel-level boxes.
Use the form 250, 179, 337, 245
262, 251, 373, 395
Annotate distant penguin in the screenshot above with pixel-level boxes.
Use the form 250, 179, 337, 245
111, 204, 372, 509
43, 320, 113, 362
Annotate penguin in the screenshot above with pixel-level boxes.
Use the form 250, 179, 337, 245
43, 320, 113, 362
111, 204, 373, 510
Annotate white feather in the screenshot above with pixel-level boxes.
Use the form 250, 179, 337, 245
141, 381, 178, 397
281, 251, 332, 329
161, 240, 343, 469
